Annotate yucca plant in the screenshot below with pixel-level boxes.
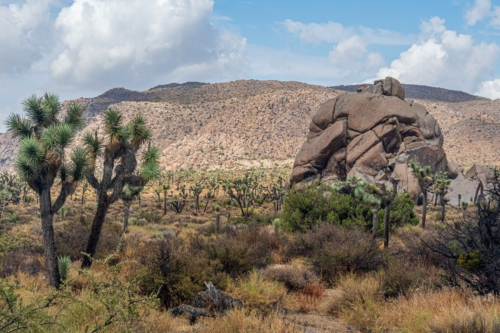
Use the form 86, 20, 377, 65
81, 109, 160, 268
409, 160, 434, 228
121, 184, 142, 232
6, 93, 86, 288
58, 255, 71, 282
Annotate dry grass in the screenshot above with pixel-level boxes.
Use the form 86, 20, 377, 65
197, 309, 303, 333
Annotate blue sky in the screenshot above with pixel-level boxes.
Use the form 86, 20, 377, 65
1, 0, 500, 131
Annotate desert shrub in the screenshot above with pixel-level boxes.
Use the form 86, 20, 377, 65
137, 208, 162, 224
425, 173, 500, 294
133, 218, 148, 226
205, 233, 271, 278
138, 237, 227, 308
291, 224, 385, 284
261, 264, 319, 291
55, 218, 122, 261
379, 193, 419, 227
282, 183, 375, 232
378, 259, 432, 298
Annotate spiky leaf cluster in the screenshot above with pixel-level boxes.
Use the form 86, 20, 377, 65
6, 93, 86, 188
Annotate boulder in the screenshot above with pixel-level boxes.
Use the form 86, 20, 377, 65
357, 84, 373, 94
346, 130, 379, 167
447, 178, 480, 206
291, 77, 449, 200
373, 77, 405, 100
335, 94, 418, 133
310, 120, 347, 168
311, 98, 337, 130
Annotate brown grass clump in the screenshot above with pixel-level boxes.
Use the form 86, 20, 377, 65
227, 270, 288, 314
197, 309, 303, 333
261, 264, 319, 292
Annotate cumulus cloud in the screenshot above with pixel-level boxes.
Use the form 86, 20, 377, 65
328, 36, 384, 75
492, 6, 500, 28
476, 79, 500, 99
281, 19, 414, 46
0, 0, 54, 74
50, 0, 248, 90
465, 0, 491, 26
372, 17, 500, 93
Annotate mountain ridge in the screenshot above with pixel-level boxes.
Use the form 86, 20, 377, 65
0, 80, 498, 172
330, 83, 486, 103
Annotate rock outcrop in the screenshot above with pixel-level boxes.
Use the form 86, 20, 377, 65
291, 77, 449, 199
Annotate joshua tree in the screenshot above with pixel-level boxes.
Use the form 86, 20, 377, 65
162, 184, 170, 215
81, 110, 160, 268
203, 189, 214, 213
190, 183, 204, 212
378, 176, 399, 248
433, 172, 451, 223
6, 93, 86, 288
409, 161, 433, 228
169, 185, 188, 213
121, 184, 142, 232
224, 173, 260, 217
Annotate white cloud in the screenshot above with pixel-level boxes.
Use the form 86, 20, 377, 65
476, 79, 500, 99
372, 17, 500, 93
419, 16, 446, 39
0, 0, 54, 74
281, 19, 414, 46
328, 36, 385, 75
50, 0, 248, 90
465, 0, 491, 26
491, 6, 500, 28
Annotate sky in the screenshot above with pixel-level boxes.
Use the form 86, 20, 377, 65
1, 0, 500, 131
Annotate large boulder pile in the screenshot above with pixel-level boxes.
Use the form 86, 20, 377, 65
291, 77, 449, 199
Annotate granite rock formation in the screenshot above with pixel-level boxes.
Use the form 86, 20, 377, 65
291, 77, 449, 199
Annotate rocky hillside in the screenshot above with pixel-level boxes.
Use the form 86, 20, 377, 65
331, 84, 485, 103
0, 80, 498, 172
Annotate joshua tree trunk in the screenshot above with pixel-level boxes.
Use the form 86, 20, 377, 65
123, 202, 131, 232
383, 204, 391, 248
474, 181, 484, 204
372, 208, 378, 239
39, 187, 61, 289
215, 214, 220, 235
441, 197, 446, 223
82, 194, 110, 268
81, 186, 85, 205
163, 190, 167, 215
422, 191, 427, 229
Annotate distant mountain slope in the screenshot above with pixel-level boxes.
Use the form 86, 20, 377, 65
147, 82, 208, 90
331, 83, 485, 103
0, 80, 498, 172
82, 80, 319, 118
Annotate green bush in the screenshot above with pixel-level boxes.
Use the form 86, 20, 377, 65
374, 193, 419, 234
282, 183, 373, 232
137, 208, 162, 224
